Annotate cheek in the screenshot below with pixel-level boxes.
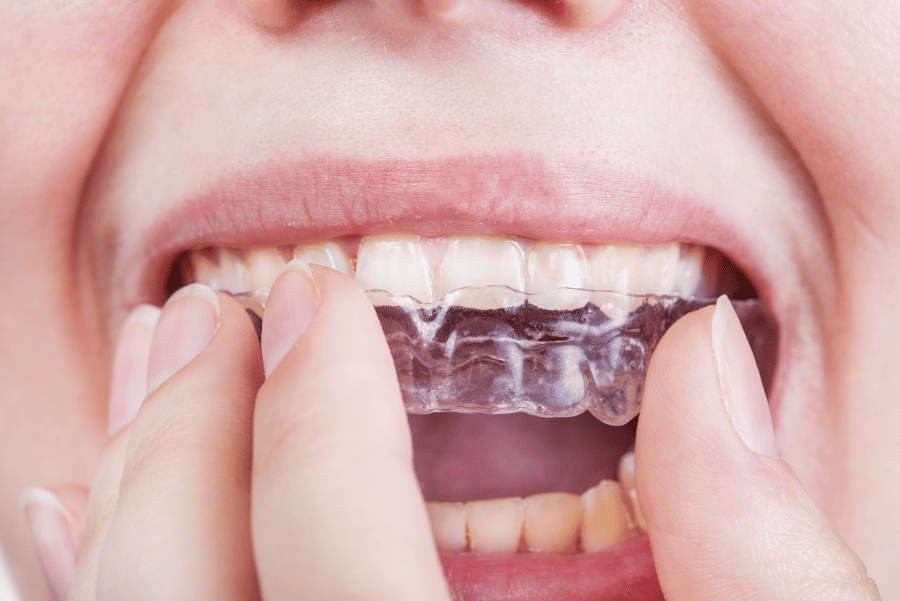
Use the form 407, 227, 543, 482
684, 0, 900, 587
0, 0, 177, 553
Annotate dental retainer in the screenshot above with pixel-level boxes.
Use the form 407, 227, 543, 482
232, 287, 768, 426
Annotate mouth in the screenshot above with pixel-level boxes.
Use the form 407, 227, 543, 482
111, 156, 780, 601
175, 235, 770, 599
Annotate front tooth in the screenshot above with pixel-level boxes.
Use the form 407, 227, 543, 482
627, 489, 647, 534
617, 451, 640, 534
580, 480, 631, 552
214, 248, 248, 293
522, 492, 583, 553
525, 243, 591, 311
292, 241, 354, 277
436, 236, 525, 309
641, 242, 681, 296
190, 251, 223, 289
589, 245, 645, 294
465, 497, 524, 553
355, 235, 435, 305
426, 502, 467, 552
244, 247, 287, 290
672, 244, 705, 297
617, 451, 635, 493
589, 245, 645, 320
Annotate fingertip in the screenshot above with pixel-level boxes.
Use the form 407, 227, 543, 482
107, 305, 160, 435
260, 261, 321, 378
20, 486, 87, 601
146, 284, 220, 394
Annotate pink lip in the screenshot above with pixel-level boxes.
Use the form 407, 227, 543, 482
441, 537, 662, 601
112, 152, 788, 599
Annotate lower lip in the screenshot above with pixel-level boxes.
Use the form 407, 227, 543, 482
440, 537, 662, 601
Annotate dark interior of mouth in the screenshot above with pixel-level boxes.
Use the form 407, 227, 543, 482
410, 412, 637, 502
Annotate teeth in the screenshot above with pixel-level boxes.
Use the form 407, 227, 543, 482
617, 451, 647, 534
190, 251, 225, 290
673, 244, 705, 297
617, 450, 635, 492
640, 242, 681, 296
522, 492, 584, 554
525, 243, 592, 310
465, 497, 525, 554
187, 236, 714, 311
589, 244, 651, 320
356, 235, 436, 305
589, 244, 646, 295
580, 480, 632, 552
626, 489, 647, 534
292, 241, 354, 277
425, 502, 467, 553
190, 248, 248, 293
426, 468, 645, 554
436, 236, 526, 309
244, 248, 287, 290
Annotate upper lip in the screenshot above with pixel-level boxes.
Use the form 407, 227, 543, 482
115, 153, 774, 303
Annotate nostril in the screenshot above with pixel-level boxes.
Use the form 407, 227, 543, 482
369, 0, 464, 23
236, 0, 302, 30
563, 0, 624, 27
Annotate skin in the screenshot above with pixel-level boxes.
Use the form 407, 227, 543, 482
0, 0, 898, 598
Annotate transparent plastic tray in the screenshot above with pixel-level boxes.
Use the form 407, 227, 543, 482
233, 287, 769, 426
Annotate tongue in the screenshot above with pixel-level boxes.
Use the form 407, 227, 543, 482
408, 413, 636, 502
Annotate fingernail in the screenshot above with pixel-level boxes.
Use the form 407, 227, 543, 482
20, 488, 77, 601
711, 295, 778, 458
261, 260, 320, 378
108, 305, 161, 434
146, 284, 220, 394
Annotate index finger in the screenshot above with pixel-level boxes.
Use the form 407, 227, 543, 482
252, 264, 451, 601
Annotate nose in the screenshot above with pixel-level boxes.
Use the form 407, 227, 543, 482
236, 0, 625, 30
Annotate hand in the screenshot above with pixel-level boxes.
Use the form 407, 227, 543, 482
636, 297, 881, 600
22, 265, 451, 601
21, 276, 881, 600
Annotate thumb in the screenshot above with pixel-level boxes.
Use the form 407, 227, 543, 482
636, 297, 880, 601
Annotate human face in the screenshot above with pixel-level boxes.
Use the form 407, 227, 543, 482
2, 0, 899, 598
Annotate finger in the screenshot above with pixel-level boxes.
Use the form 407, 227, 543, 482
67, 434, 129, 601
45, 305, 161, 601
19, 485, 88, 601
97, 285, 263, 601
253, 263, 451, 601
637, 297, 881, 601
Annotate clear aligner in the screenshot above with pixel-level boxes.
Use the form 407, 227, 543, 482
232, 287, 769, 426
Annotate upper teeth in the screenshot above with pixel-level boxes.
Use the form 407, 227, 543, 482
189, 234, 717, 310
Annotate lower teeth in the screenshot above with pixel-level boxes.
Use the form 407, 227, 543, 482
231, 287, 768, 426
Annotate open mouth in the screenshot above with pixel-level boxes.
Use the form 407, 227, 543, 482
158, 232, 774, 600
